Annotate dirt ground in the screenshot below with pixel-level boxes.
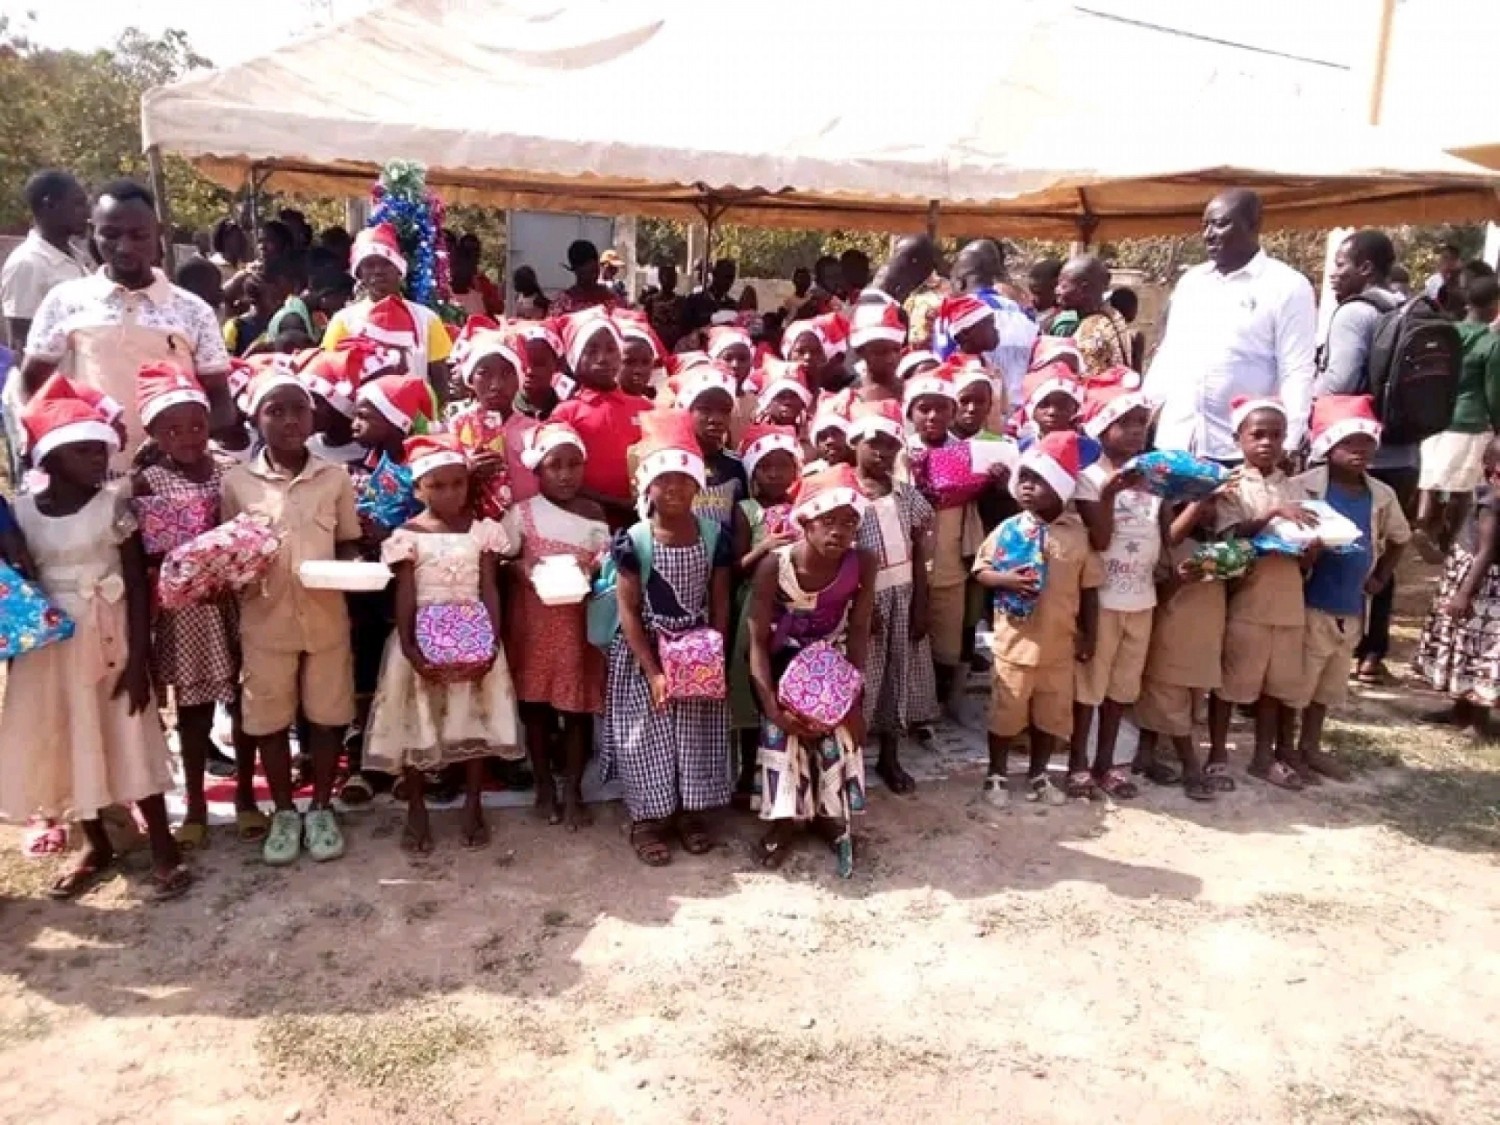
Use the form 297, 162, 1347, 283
1, 563, 1499, 1124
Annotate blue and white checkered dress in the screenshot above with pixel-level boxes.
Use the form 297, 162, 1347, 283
601, 530, 733, 821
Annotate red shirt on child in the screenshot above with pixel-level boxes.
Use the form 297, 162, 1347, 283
551, 387, 650, 504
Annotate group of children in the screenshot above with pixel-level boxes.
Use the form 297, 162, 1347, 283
7, 227, 1496, 892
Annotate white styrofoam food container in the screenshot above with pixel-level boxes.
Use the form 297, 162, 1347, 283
298, 560, 394, 591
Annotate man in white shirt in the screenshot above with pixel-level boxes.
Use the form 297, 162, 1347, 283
1, 170, 92, 348
1144, 189, 1318, 461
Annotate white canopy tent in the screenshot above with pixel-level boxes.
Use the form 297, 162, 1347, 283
142, 0, 1500, 241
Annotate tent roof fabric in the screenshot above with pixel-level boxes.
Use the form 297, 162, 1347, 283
142, 0, 1500, 239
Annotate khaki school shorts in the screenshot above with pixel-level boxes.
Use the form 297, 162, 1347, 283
1295, 610, 1360, 709
989, 659, 1074, 740
1134, 678, 1196, 739
1075, 607, 1153, 707
929, 582, 968, 667
1218, 619, 1303, 705
241, 643, 356, 737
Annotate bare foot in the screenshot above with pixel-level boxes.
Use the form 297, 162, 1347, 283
49, 845, 118, 900
460, 804, 490, 850
876, 754, 916, 795
533, 778, 562, 825
401, 805, 434, 854
562, 793, 593, 832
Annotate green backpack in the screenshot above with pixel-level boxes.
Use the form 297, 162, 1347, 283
586, 517, 721, 649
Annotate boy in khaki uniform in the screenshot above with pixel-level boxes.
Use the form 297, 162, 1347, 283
974, 431, 1102, 807
222, 367, 362, 866
1211, 396, 1315, 791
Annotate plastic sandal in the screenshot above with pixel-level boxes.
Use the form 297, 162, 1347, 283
1250, 760, 1305, 792
236, 807, 270, 842
23, 820, 68, 859
338, 774, 374, 807
303, 807, 346, 862
1203, 763, 1238, 792
150, 864, 193, 902
981, 774, 1010, 808
1096, 768, 1140, 799
262, 810, 303, 867
172, 822, 210, 851
1065, 770, 1097, 800
1028, 774, 1066, 806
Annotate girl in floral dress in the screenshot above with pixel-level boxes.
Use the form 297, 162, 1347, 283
365, 434, 520, 853
131, 363, 251, 846
848, 399, 938, 794
728, 422, 804, 804
749, 464, 877, 876
501, 423, 610, 830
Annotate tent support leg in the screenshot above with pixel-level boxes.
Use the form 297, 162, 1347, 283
692, 197, 734, 288
145, 146, 176, 274
1075, 189, 1099, 251
925, 199, 940, 239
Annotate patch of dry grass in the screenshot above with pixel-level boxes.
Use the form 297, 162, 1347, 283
710, 1024, 952, 1084
1282, 1083, 1443, 1124
256, 1005, 487, 1090
0, 1008, 52, 1050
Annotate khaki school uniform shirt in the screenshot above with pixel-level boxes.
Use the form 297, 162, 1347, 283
221, 452, 362, 654
976, 511, 1103, 668
1293, 465, 1412, 576
1145, 540, 1227, 689
1215, 464, 1306, 628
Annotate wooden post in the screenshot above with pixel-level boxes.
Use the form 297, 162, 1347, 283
925, 199, 940, 240
144, 145, 176, 274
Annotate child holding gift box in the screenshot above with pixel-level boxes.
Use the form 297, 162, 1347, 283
601, 409, 733, 867
1070, 384, 1169, 799
365, 433, 519, 852
1293, 396, 1410, 782
749, 464, 877, 877
849, 399, 939, 794
973, 430, 1102, 806
501, 422, 610, 831
728, 422, 804, 804
132, 362, 254, 847
221, 367, 363, 866
0, 376, 190, 900
449, 326, 538, 513
1210, 396, 1318, 792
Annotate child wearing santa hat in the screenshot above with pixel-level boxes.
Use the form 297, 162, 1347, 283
850, 300, 907, 394
131, 362, 254, 846
600, 409, 733, 866
500, 422, 611, 831
303, 340, 401, 467
748, 463, 878, 877
551, 309, 651, 529
1069, 385, 1168, 799
972, 430, 1103, 806
363, 433, 521, 852
849, 399, 939, 793
1016, 363, 1085, 447
1210, 396, 1319, 792
749, 359, 813, 434
1293, 396, 1410, 781
728, 422, 805, 802
666, 361, 748, 537
613, 310, 668, 401
322, 224, 453, 385
221, 365, 363, 866
449, 327, 539, 512
514, 322, 565, 422
0, 375, 190, 899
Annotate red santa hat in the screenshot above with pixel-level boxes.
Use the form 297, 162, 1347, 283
302, 340, 392, 417
519, 421, 586, 472
754, 359, 812, 410
1090, 364, 1143, 391
706, 325, 753, 361
458, 328, 529, 387
245, 355, 312, 415
809, 396, 852, 439
358, 374, 432, 434
557, 307, 623, 372
896, 349, 942, 382
404, 432, 468, 481
1309, 394, 1381, 462
666, 351, 714, 377
1017, 429, 1093, 504
357, 295, 419, 351
1081, 385, 1153, 439
226, 357, 255, 402
350, 223, 407, 278
449, 315, 502, 367
667, 360, 736, 411
849, 301, 907, 350
68, 381, 124, 425
1230, 394, 1288, 434
634, 409, 706, 496
780, 319, 826, 361
1022, 362, 1083, 412
792, 462, 867, 524
847, 398, 905, 444
903, 365, 958, 415
137, 361, 208, 428
937, 293, 995, 339
815, 312, 850, 358
613, 309, 667, 364
941, 354, 994, 396
22, 374, 120, 462
1030, 335, 1083, 373
516, 320, 563, 357
738, 421, 802, 478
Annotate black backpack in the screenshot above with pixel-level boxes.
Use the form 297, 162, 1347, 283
1350, 291, 1462, 445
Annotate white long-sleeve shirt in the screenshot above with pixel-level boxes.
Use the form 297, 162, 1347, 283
1144, 252, 1317, 460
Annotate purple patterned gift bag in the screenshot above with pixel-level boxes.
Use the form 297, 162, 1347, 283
133, 493, 217, 556
658, 627, 727, 701
415, 601, 495, 679
777, 641, 863, 732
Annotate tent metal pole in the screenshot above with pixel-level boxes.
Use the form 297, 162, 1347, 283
925, 200, 940, 239
145, 146, 176, 274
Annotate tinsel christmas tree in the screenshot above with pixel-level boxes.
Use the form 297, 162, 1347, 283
368, 160, 462, 323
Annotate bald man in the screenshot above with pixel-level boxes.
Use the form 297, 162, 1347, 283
937, 239, 1038, 410
1143, 189, 1316, 461
1053, 254, 1134, 379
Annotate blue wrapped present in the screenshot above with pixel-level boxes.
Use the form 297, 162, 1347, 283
1252, 501, 1364, 557
1125, 450, 1228, 500
355, 453, 421, 530
0, 560, 75, 660
988, 511, 1049, 620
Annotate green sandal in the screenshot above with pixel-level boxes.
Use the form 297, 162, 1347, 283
262, 810, 302, 867
303, 807, 345, 863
